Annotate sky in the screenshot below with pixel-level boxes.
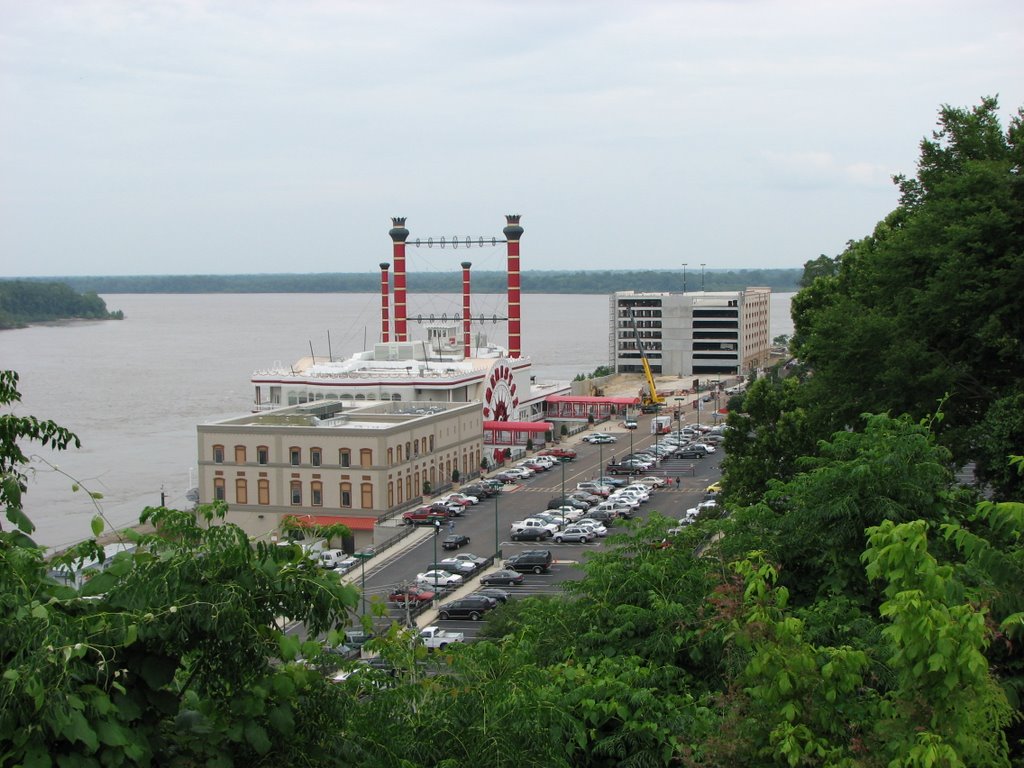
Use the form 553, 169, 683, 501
1, 1, 1022, 277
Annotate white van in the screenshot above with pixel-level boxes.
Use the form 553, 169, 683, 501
319, 549, 351, 570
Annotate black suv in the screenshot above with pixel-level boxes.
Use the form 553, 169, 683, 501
504, 549, 553, 574
676, 446, 707, 459
437, 595, 498, 621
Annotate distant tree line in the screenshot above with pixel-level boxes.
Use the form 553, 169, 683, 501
0, 281, 123, 330
22, 268, 802, 295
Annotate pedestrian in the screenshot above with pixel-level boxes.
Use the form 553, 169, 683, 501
675, 476, 681, 490
448, 518, 455, 533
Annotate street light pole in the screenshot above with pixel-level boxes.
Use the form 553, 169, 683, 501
494, 492, 500, 560
560, 459, 566, 527
360, 556, 367, 615
432, 519, 440, 590
700, 263, 706, 292
682, 263, 687, 294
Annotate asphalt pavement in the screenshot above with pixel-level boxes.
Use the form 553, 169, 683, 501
329, 410, 724, 643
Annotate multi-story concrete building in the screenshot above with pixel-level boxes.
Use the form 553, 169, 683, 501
609, 288, 771, 378
196, 399, 482, 547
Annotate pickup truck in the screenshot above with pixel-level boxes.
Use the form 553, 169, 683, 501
419, 625, 465, 650
539, 448, 576, 461
510, 518, 559, 536
402, 508, 447, 526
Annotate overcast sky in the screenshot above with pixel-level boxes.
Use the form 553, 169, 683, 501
2, 1, 1021, 277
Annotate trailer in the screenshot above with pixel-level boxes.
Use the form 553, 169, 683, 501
651, 415, 672, 434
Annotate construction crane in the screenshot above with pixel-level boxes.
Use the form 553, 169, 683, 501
628, 308, 664, 409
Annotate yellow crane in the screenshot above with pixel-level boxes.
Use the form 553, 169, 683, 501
628, 308, 664, 409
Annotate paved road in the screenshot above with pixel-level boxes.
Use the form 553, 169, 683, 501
347, 411, 724, 641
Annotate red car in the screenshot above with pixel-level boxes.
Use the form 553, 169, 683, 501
388, 585, 436, 604
540, 448, 576, 460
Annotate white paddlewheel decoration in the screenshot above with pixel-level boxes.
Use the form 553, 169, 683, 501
483, 363, 519, 421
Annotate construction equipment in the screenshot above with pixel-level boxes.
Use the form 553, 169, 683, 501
628, 308, 665, 409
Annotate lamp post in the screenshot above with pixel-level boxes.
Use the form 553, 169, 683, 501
700, 263, 706, 292
494, 492, 501, 560
674, 397, 684, 442
355, 549, 374, 615
682, 263, 687, 294
599, 441, 603, 482
560, 459, 566, 527
432, 519, 441, 590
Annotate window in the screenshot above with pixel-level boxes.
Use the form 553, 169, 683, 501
339, 449, 351, 467
235, 478, 248, 505
213, 477, 225, 501
258, 479, 270, 505
414, 439, 420, 455
397, 444, 403, 462
405, 442, 412, 459
387, 482, 394, 507
387, 447, 394, 465
429, 435, 435, 452
361, 482, 373, 509
339, 482, 352, 508
311, 447, 322, 467
213, 445, 224, 464
359, 448, 372, 467
257, 446, 269, 465
311, 481, 323, 507
290, 447, 301, 466
290, 481, 302, 505
234, 445, 246, 464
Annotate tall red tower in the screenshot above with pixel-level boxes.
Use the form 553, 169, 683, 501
461, 261, 472, 358
389, 217, 409, 342
379, 262, 390, 343
503, 214, 523, 358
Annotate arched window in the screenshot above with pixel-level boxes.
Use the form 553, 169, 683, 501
290, 481, 302, 506
213, 445, 224, 464
397, 444, 403, 462
387, 447, 394, 465
360, 482, 373, 509
235, 478, 247, 504
310, 448, 322, 467
339, 482, 352, 508
387, 482, 394, 508
234, 445, 246, 463
359, 448, 372, 467
414, 439, 420, 455
258, 479, 270, 505
213, 477, 225, 501
257, 446, 269, 465
311, 481, 323, 507
289, 447, 301, 466
339, 448, 351, 467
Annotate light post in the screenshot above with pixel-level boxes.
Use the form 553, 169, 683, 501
599, 441, 603, 482
355, 549, 374, 615
700, 263, 706, 292
682, 263, 687, 294
674, 397, 684, 442
432, 519, 441, 590
494, 492, 500, 560
560, 459, 566, 527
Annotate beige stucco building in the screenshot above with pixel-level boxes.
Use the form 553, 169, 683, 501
610, 287, 772, 378
196, 400, 483, 547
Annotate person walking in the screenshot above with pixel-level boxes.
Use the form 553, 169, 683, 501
448, 518, 455, 533
675, 476, 681, 490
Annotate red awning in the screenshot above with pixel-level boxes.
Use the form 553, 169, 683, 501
545, 395, 640, 405
288, 514, 376, 531
484, 420, 553, 433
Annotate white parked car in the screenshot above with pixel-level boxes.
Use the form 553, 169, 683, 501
621, 484, 651, 498
640, 476, 667, 488
607, 494, 641, 509
440, 493, 478, 506
502, 467, 533, 479
548, 506, 583, 522
416, 570, 464, 589
689, 443, 716, 454
575, 519, 608, 536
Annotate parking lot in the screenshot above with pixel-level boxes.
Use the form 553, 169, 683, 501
342, 412, 724, 643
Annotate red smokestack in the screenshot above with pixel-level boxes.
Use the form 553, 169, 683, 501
379, 262, 390, 343
389, 217, 409, 342
461, 261, 472, 358
503, 214, 523, 358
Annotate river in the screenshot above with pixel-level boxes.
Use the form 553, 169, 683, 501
1, 291, 794, 549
